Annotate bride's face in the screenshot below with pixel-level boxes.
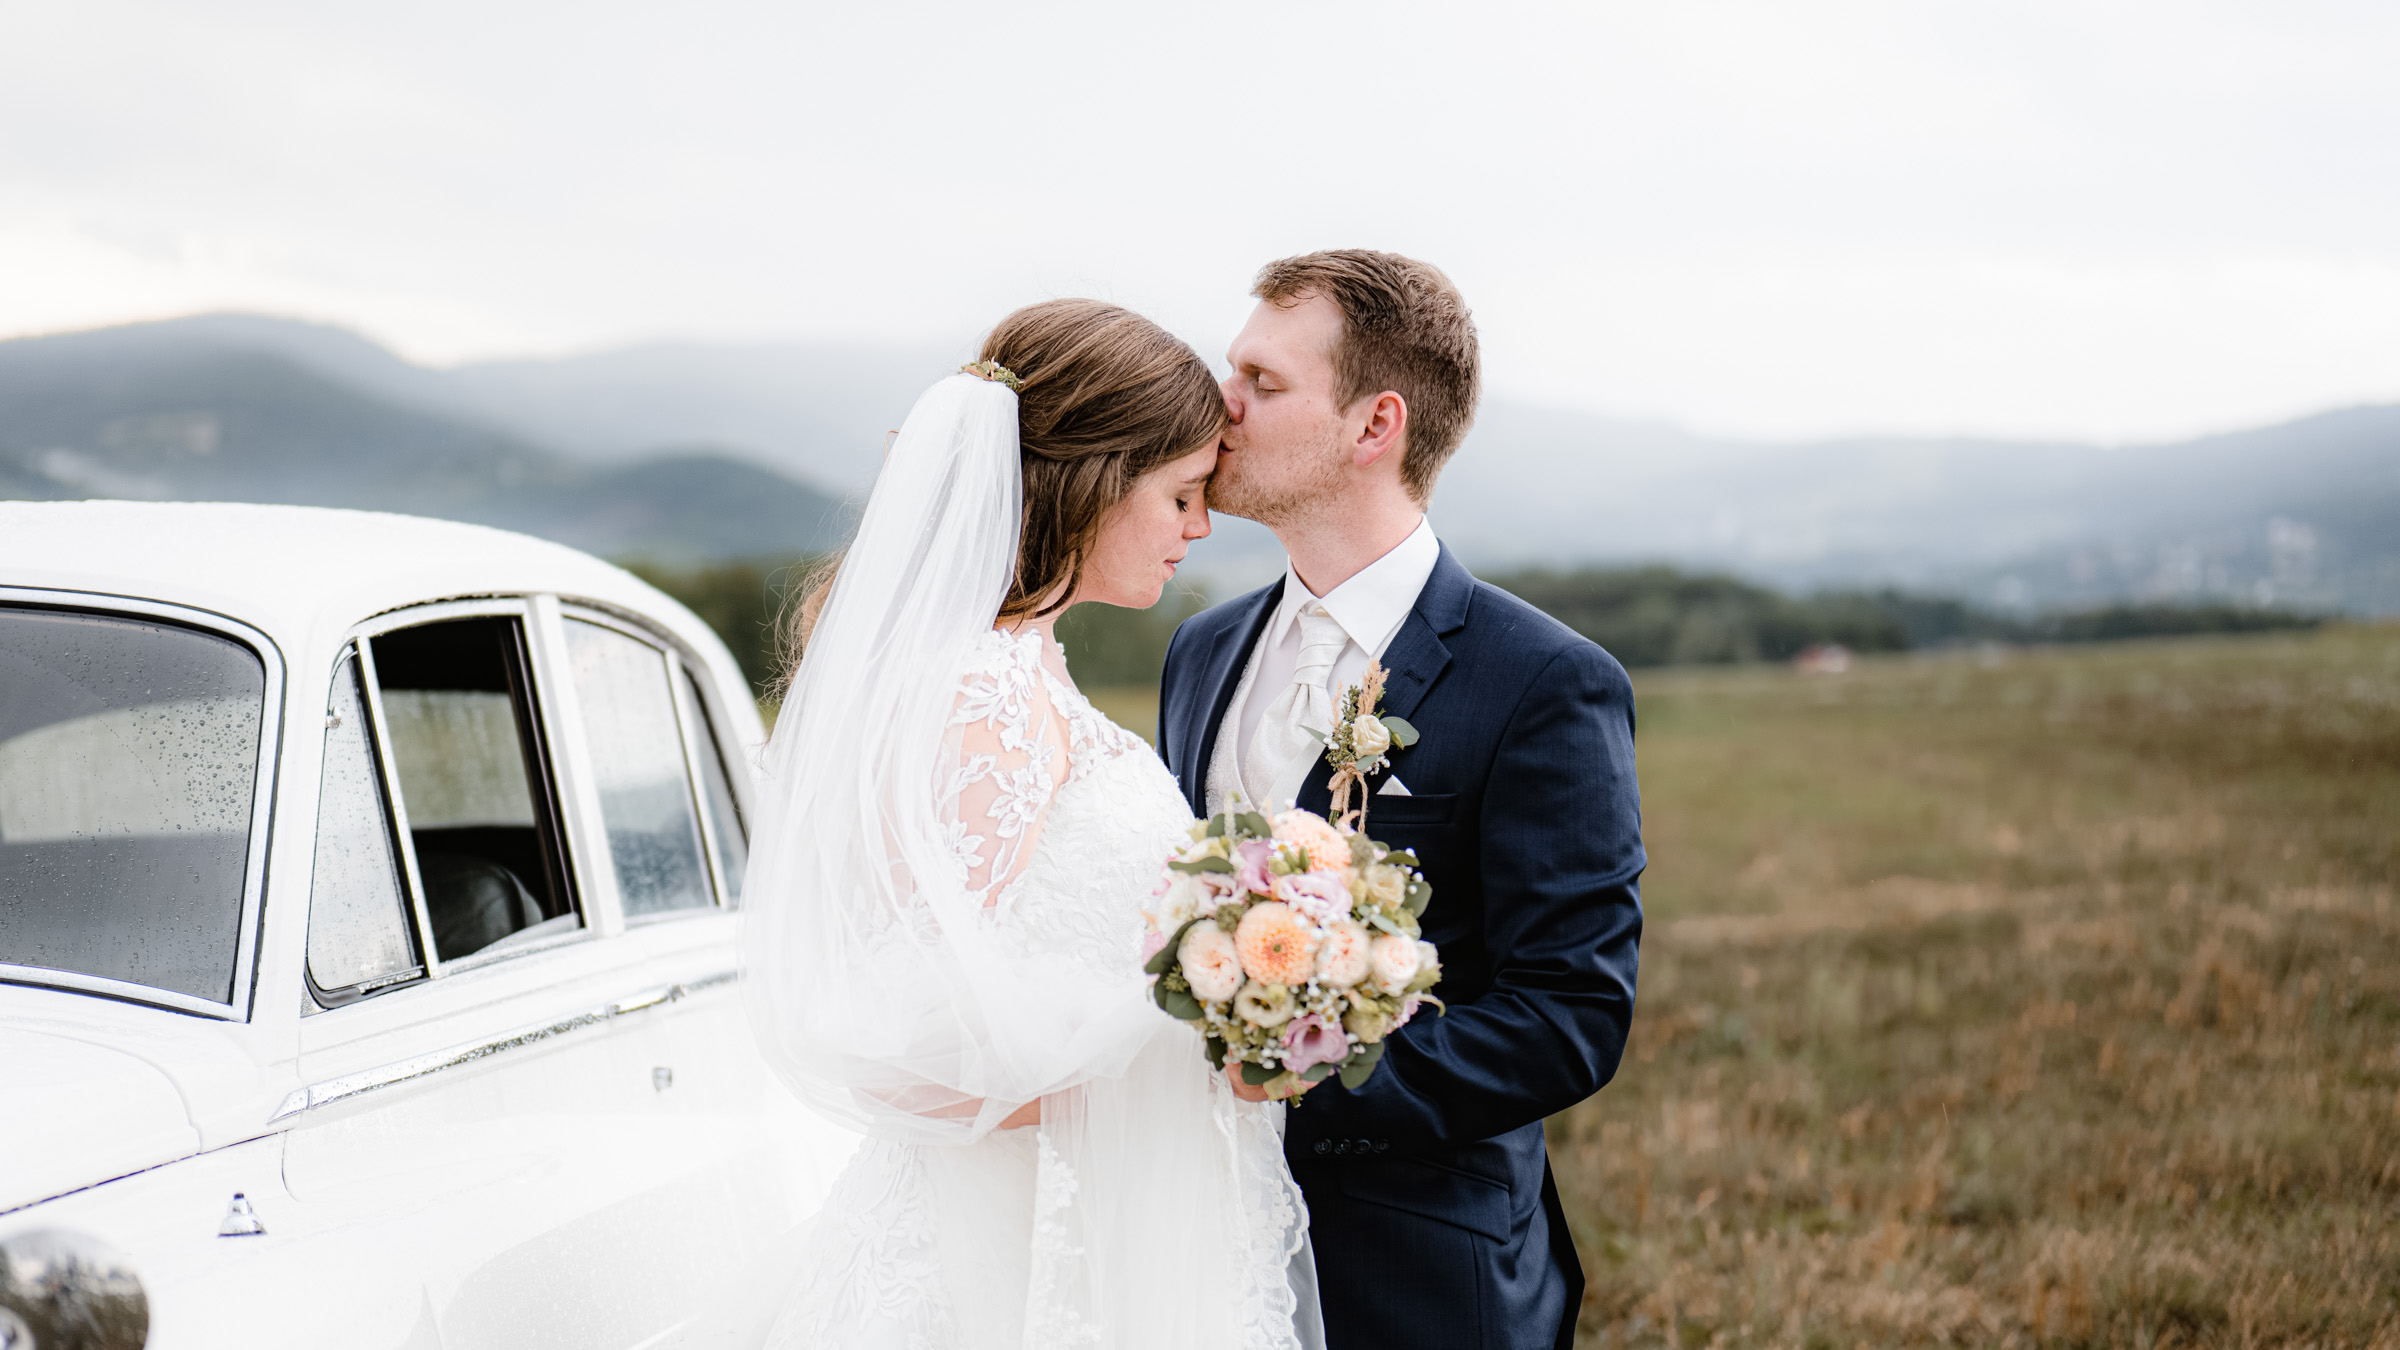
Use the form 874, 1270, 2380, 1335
1074, 442, 1219, 610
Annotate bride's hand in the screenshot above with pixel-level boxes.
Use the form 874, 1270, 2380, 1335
1225, 1064, 1313, 1103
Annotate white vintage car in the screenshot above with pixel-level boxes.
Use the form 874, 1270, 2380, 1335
0, 502, 857, 1350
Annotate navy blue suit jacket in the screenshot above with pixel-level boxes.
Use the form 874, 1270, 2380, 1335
1159, 545, 1644, 1350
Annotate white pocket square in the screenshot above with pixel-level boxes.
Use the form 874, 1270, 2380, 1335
1377, 776, 1412, 796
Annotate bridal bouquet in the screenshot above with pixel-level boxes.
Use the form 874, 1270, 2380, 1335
1141, 807, 1442, 1097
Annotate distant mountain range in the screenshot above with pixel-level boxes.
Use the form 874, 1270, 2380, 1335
0, 316, 857, 562
2, 312, 2395, 613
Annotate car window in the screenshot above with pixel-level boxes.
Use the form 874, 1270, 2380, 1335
563, 620, 713, 917
307, 652, 420, 998
0, 604, 264, 1003
370, 616, 577, 962
679, 669, 747, 907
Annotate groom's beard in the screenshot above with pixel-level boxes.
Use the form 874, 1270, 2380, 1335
1209, 434, 1348, 530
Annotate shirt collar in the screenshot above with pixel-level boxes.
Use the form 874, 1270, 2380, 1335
1270, 517, 1440, 657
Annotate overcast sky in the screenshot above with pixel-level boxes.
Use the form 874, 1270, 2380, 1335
5, 0, 2396, 444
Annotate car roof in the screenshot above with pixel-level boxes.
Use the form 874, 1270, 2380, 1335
0, 501, 736, 676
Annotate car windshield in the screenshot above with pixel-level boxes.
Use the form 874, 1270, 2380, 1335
0, 605, 266, 1004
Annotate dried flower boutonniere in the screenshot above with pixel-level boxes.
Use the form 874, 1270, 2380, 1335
1319, 658, 1420, 830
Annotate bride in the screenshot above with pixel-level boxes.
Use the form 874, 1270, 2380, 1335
741, 299, 1322, 1349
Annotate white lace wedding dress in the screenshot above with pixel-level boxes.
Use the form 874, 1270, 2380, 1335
758, 628, 1317, 1350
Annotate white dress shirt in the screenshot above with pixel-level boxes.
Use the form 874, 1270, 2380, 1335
1206, 517, 1441, 813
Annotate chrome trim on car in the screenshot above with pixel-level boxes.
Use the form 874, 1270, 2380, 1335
269, 968, 737, 1123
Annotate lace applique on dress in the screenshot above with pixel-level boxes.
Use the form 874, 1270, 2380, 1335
947, 630, 1064, 908
763, 1139, 956, 1350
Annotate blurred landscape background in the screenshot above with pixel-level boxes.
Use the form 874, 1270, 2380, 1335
7, 1, 2398, 1343
1, 309, 2386, 701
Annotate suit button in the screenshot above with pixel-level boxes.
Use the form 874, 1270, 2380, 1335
1334, 1140, 1350, 1155
1374, 1140, 1390, 1153
1313, 1140, 1329, 1156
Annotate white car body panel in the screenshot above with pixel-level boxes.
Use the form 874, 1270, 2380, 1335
0, 501, 858, 1348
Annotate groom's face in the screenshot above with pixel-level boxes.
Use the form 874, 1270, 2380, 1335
1212, 293, 1351, 525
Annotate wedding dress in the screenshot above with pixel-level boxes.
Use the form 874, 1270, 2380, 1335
740, 372, 1319, 1350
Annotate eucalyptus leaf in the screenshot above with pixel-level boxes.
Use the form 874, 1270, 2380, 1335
1337, 1040, 1387, 1090
1300, 1063, 1337, 1083
1205, 1036, 1228, 1070
1240, 1061, 1280, 1086
1159, 987, 1204, 1020
1144, 916, 1207, 976
1238, 811, 1272, 838
1169, 855, 1235, 875
1380, 715, 1421, 748
1405, 880, 1432, 915
1206, 815, 1226, 838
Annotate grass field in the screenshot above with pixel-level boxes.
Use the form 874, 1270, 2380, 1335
1097, 624, 2400, 1348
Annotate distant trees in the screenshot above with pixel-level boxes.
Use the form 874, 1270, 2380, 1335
622, 554, 2323, 700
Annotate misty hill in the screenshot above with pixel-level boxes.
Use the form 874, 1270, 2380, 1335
0, 319, 852, 561
1434, 401, 2400, 615
4, 313, 2395, 614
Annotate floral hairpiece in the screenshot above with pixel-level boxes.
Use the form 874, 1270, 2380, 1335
960, 360, 1024, 392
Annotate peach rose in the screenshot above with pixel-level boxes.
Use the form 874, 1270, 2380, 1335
1367, 932, 1421, 995
1235, 902, 1320, 987
1179, 924, 1243, 1002
1315, 919, 1372, 987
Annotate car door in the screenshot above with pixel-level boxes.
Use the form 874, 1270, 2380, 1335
276, 597, 697, 1350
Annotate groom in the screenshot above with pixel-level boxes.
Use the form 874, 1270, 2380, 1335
1159, 251, 1644, 1350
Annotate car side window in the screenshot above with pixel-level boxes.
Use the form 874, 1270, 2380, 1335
0, 604, 265, 1008
369, 615, 579, 962
563, 619, 714, 917
306, 651, 421, 999
679, 668, 748, 907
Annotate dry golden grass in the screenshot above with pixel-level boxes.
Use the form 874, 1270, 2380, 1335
1558, 626, 2400, 1349
1087, 628, 2400, 1345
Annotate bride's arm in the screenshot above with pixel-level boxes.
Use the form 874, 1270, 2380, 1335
947, 649, 1073, 908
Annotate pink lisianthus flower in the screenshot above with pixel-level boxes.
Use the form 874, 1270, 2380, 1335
1233, 840, 1277, 897
1139, 928, 1169, 963
1273, 872, 1351, 923
1281, 1013, 1350, 1075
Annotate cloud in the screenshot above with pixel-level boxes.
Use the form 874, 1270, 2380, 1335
3, 0, 2397, 439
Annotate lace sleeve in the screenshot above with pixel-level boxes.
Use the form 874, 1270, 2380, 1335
944, 633, 1071, 908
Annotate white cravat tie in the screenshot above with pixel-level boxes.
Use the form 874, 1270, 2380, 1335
1243, 602, 1349, 810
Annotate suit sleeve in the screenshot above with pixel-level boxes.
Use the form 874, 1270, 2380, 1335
1284, 641, 1645, 1153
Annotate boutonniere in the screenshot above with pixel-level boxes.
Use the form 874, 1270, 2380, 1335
1319, 658, 1420, 830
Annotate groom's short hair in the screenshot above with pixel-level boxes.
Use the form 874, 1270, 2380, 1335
1253, 249, 1480, 503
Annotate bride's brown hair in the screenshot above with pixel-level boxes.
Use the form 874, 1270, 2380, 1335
781, 299, 1224, 685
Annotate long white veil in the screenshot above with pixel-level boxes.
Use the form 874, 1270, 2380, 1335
739, 372, 1155, 1143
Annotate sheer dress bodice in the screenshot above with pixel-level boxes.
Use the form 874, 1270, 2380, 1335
762, 629, 1311, 1350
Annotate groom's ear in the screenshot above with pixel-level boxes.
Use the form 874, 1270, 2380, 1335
1349, 390, 1409, 471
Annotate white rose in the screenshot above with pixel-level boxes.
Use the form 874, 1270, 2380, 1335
1233, 981, 1296, 1027
1179, 924, 1244, 1002
1155, 873, 1214, 931
1367, 932, 1421, 995
1411, 940, 1443, 991
1315, 920, 1372, 987
1351, 714, 1392, 760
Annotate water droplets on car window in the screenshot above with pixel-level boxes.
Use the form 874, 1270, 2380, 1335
0, 605, 264, 1002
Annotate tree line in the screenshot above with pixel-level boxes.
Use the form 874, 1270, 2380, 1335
625, 557, 2320, 699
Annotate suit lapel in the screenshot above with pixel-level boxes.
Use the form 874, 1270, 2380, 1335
1177, 578, 1284, 813
1296, 545, 1475, 814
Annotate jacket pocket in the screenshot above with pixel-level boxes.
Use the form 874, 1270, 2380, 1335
1358, 791, 1459, 827
1334, 1154, 1513, 1242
